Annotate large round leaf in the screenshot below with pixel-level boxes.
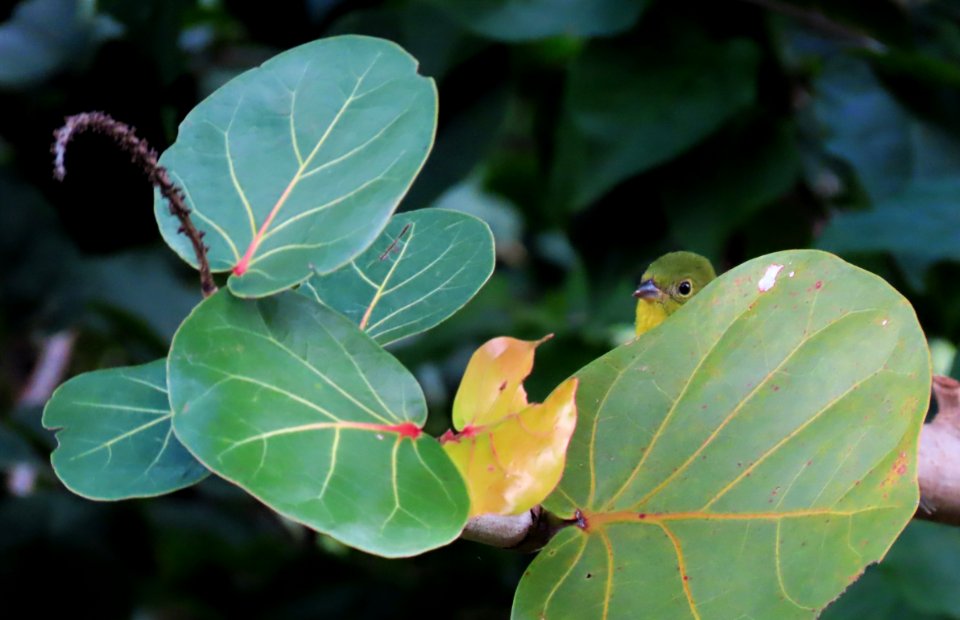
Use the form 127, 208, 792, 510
300, 209, 494, 345
513, 250, 929, 619
168, 290, 469, 557
155, 35, 437, 297
43, 359, 209, 500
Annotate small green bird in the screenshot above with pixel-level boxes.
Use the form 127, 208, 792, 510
634, 251, 716, 337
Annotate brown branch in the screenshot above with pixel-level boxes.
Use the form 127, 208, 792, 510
917, 375, 960, 525
461, 506, 570, 552
52, 112, 218, 297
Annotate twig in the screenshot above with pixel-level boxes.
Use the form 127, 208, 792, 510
917, 375, 960, 525
460, 506, 574, 552
52, 112, 218, 297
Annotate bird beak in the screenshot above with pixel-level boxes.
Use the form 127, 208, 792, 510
633, 279, 663, 301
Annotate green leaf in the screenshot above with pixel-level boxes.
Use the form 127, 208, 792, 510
814, 55, 960, 202
432, 180, 524, 264
42, 359, 209, 500
551, 33, 758, 209
168, 290, 469, 557
155, 35, 438, 297
513, 250, 929, 619
424, 0, 650, 42
818, 180, 960, 264
301, 209, 494, 345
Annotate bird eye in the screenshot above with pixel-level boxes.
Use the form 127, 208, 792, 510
678, 280, 693, 296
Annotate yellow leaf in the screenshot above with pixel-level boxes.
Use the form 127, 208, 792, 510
451, 335, 551, 429
443, 336, 578, 516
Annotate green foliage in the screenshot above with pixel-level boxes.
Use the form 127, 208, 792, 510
302, 209, 495, 345
821, 520, 960, 619
819, 181, 960, 264
515, 251, 929, 618
0, 0, 118, 88
156, 35, 437, 297
169, 291, 469, 557
812, 55, 958, 203
42, 34, 482, 560
42, 359, 208, 499
814, 54, 960, 285
663, 118, 802, 262
425, 0, 650, 42
2, 0, 959, 617
552, 29, 759, 210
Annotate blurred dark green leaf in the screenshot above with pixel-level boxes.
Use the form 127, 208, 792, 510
822, 520, 960, 619
425, 0, 650, 42
663, 116, 801, 261
78, 248, 201, 342
818, 180, 960, 264
552, 30, 759, 209
330, 4, 484, 79
0, 0, 120, 88
814, 55, 960, 202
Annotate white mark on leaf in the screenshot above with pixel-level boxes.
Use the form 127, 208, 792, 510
758, 264, 784, 292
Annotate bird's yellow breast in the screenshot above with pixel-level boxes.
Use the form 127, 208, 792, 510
635, 300, 668, 337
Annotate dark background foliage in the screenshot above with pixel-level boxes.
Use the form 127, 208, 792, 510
1, 0, 959, 617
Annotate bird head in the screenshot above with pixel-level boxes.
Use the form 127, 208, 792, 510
634, 251, 716, 316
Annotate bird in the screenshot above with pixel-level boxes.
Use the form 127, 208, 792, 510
634, 251, 716, 337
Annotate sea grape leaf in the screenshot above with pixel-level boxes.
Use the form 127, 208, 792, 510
301, 209, 494, 345
168, 290, 469, 557
551, 33, 758, 210
155, 35, 437, 298
442, 337, 578, 516
424, 0, 650, 42
513, 250, 929, 619
42, 359, 209, 500
452, 336, 548, 429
